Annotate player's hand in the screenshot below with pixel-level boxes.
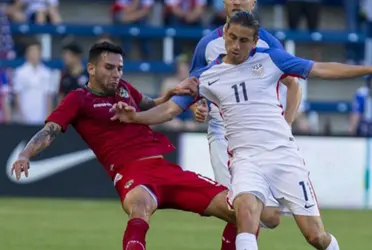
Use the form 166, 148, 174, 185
177, 77, 199, 97
194, 99, 208, 123
110, 101, 137, 123
11, 156, 30, 181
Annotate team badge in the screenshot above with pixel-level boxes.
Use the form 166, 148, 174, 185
124, 179, 134, 189
119, 87, 129, 98
252, 63, 264, 76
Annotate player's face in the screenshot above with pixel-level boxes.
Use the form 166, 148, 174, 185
224, 0, 256, 18
224, 23, 258, 64
89, 52, 123, 95
26, 45, 41, 65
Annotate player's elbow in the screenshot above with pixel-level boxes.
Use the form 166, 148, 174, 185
165, 101, 184, 120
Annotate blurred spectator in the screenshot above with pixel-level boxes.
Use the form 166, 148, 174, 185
349, 76, 372, 136
159, 54, 200, 130
0, 3, 14, 123
5, 0, 26, 22
287, 0, 321, 32
165, 0, 206, 27
12, 41, 55, 125
112, 0, 153, 59
58, 42, 88, 104
344, 0, 364, 65
211, 0, 225, 27
7, 0, 62, 24
0, 71, 11, 124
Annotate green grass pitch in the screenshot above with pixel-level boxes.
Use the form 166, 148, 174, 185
0, 198, 370, 249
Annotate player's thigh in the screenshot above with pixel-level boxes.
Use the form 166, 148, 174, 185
209, 138, 231, 188
159, 164, 229, 217
228, 156, 271, 208
114, 173, 157, 220
262, 148, 320, 217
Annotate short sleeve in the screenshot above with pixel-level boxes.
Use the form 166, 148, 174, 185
259, 28, 284, 50
124, 81, 143, 106
266, 48, 314, 79
189, 39, 208, 76
171, 95, 199, 110
46, 90, 81, 132
352, 93, 364, 114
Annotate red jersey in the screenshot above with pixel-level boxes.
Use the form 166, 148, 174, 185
46, 80, 175, 178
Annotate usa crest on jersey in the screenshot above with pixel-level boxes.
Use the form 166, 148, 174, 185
119, 87, 129, 98
252, 63, 264, 76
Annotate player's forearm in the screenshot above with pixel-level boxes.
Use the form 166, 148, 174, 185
19, 122, 61, 159
284, 83, 301, 125
134, 101, 182, 125
311, 63, 372, 79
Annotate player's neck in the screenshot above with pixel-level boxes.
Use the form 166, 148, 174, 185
86, 82, 106, 96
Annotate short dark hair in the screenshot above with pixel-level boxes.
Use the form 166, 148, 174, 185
88, 42, 125, 63
26, 40, 41, 49
62, 42, 83, 55
226, 11, 260, 36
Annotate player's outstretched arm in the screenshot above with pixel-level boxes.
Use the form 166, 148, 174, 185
11, 122, 62, 180
111, 100, 185, 125
310, 63, 372, 79
138, 77, 199, 111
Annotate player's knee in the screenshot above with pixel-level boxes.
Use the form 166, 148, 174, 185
304, 231, 329, 248
260, 207, 280, 229
122, 186, 157, 221
234, 193, 261, 220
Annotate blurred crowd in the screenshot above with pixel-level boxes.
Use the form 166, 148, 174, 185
0, 0, 372, 135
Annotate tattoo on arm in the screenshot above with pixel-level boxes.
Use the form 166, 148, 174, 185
138, 95, 156, 111
21, 122, 61, 158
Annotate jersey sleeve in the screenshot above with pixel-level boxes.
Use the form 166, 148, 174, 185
124, 81, 143, 105
259, 28, 284, 50
267, 48, 314, 79
171, 95, 200, 110
189, 39, 208, 76
352, 92, 364, 114
46, 91, 82, 132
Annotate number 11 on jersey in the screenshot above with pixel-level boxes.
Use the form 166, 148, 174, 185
232, 82, 248, 103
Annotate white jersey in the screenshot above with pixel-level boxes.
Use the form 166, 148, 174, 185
189, 26, 288, 142
173, 47, 314, 155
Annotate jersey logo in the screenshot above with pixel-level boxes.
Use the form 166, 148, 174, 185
304, 203, 315, 209
208, 79, 219, 86
252, 63, 264, 76
119, 87, 129, 98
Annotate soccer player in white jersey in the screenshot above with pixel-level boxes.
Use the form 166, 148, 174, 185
189, 0, 300, 232
109, 10, 372, 250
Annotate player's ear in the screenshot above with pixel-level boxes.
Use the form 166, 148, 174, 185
87, 62, 95, 76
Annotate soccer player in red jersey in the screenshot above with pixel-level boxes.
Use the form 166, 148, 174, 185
10, 42, 237, 250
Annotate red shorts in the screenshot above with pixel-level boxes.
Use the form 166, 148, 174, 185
113, 158, 227, 215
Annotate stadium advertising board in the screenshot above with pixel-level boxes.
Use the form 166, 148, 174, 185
0, 125, 178, 198
179, 133, 369, 209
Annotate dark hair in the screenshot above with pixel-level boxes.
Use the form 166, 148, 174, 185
26, 40, 41, 49
88, 42, 125, 63
62, 42, 83, 55
226, 11, 260, 36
